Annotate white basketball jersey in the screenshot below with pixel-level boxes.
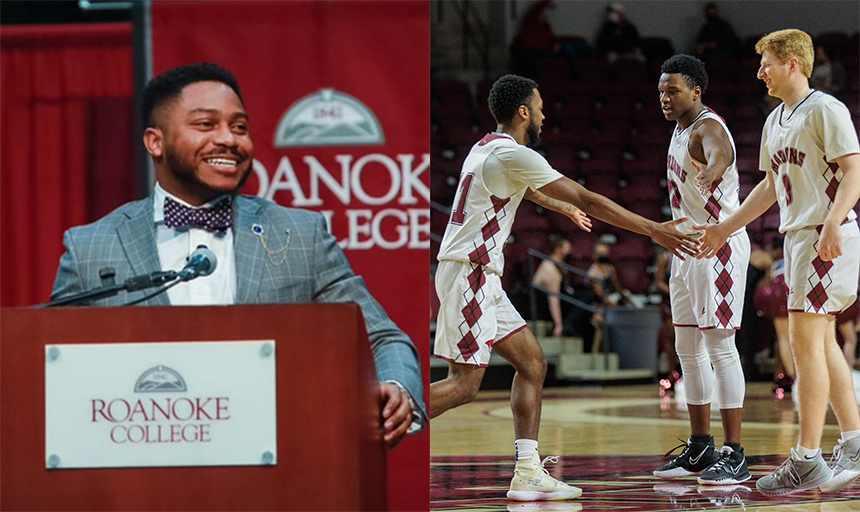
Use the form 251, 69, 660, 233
437, 132, 563, 275
760, 90, 860, 232
667, 106, 743, 236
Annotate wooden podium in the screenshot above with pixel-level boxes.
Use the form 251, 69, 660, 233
0, 304, 387, 511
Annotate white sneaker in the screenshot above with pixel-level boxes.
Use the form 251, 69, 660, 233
820, 435, 860, 492
507, 453, 583, 501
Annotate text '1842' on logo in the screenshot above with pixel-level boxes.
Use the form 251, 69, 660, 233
274, 88, 385, 148
134, 365, 187, 393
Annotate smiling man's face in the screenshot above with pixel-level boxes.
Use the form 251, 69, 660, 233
149, 81, 254, 205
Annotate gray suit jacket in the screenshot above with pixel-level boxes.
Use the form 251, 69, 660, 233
51, 195, 426, 423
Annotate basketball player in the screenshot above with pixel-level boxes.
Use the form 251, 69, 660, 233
431, 74, 699, 501
651, 55, 751, 486
696, 29, 860, 494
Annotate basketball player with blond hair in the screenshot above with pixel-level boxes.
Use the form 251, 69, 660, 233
697, 29, 860, 494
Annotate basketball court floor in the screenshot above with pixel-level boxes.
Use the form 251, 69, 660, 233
431, 382, 860, 511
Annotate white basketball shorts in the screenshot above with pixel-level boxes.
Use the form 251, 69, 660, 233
784, 221, 860, 315
671, 231, 750, 330
433, 259, 527, 366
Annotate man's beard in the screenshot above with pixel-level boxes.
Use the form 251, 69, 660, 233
164, 145, 251, 200
526, 119, 541, 147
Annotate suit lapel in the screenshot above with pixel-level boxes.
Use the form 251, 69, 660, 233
234, 197, 265, 304
234, 197, 293, 304
116, 196, 170, 306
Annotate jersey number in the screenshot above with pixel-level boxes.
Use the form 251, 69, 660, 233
668, 179, 681, 209
781, 174, 793, 206
450, 173, 474, 225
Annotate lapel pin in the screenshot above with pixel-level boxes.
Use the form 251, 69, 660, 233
252, 223, 289, 265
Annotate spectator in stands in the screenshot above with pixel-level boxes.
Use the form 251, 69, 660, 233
595, 3, 645, 64
511, 0, 560, 77
695, 3, 738, 62
753, 239, 793, 396
588, 242, 634, 309
836, 297, 859, 372
810, 43, 846, 100
532, 234, 573, 337
583, 242, 635, 351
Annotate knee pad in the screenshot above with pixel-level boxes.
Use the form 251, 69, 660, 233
674, 327, 713, 405
703, 329, 745, 409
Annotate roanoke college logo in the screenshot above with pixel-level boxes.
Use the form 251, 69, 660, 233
134, 365, 187, 393
274, 88, 385, 147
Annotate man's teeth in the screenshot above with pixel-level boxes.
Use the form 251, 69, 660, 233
206, 158, 237, 167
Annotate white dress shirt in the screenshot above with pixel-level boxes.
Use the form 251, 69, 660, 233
153, 183, 237, 305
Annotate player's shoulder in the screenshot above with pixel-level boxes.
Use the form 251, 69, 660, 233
808, 91, 850, 115
480, 133, 520, 157
509, 144, 550, 167
808, 89, 842, 105
692, 114, 729, 136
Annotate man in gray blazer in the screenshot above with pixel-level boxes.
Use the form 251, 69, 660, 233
51, 62, 425, 447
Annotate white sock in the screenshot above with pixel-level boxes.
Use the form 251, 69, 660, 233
515, 439, 538, 462
840, 429, 860, 443
793, 444, 820, 460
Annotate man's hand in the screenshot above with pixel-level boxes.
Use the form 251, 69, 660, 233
693, 222, 729, 259
692, 159, 719, 194
651, 218, 700, 260
819, 219, 843, 261
379, 382, 413, 449
553, 323, 563, 337
566, 207, 592, 232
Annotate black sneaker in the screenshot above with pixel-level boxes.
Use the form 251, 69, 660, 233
698, 446, 751, 485
653, 437, 720, 479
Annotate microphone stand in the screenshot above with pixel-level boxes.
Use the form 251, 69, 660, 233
36, 270, 179, 308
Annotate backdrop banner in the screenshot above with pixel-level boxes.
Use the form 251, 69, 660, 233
150, 2, 430, 509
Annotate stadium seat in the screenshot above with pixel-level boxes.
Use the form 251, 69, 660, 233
615, 259, 651, 294
574, 58, 611, 82
535, 58, 572, 83
641, 36, 675, 64
579, 157, 620, 180
620, 183, 662, 204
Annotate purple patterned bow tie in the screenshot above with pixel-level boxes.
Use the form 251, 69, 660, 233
163, 196, 233, 232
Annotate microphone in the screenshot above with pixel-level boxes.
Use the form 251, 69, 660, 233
179, 245, 217, 281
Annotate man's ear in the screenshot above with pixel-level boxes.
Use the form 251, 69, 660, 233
518, 104, 530, 121
788, 57, 800, 74
143, 127, 163, 158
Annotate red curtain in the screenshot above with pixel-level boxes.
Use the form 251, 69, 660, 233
0, 23, 137, 307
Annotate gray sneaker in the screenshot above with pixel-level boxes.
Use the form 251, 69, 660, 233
820, 436, 860, 492
756, 448, 833, 494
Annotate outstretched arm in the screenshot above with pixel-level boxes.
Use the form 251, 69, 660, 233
538, 177, 699, 259
524, 188, 592, 232
695, 171, 776, 258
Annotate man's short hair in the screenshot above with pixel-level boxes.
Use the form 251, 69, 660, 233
488, 74, 538, 125
661, 54, 709, 94
755, 29, 814, 78
141, 62, 244, 128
